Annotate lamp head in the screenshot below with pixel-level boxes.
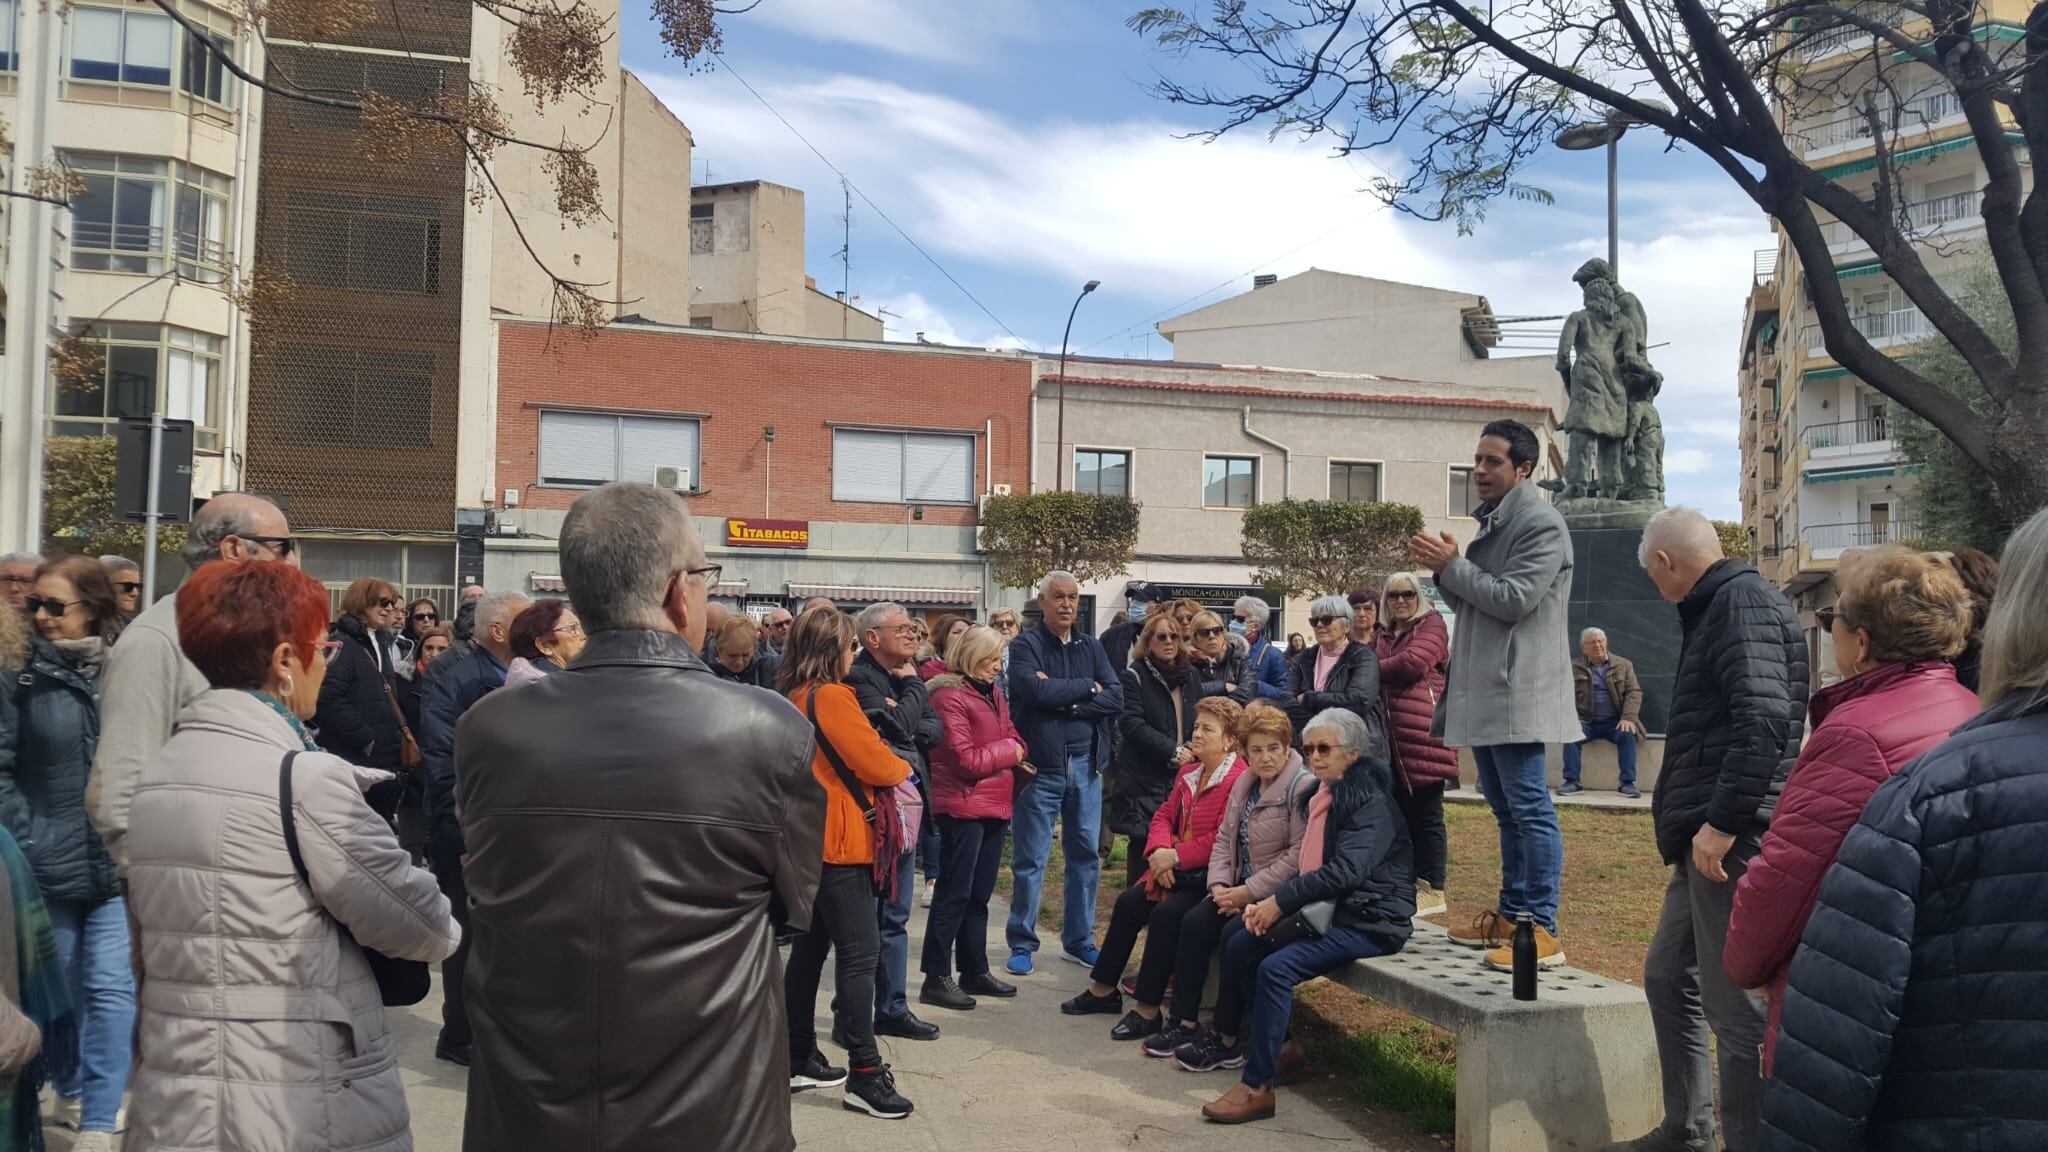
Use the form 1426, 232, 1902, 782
1083, 280, 1101, 294
1554, 120, 1624, 150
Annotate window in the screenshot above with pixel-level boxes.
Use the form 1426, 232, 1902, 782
1203, 456, 1257, 509
1449, 466, 1480, 517
285, 193, 442, 294
689, 314, 714, 329
1073, 449, 1130, 498
180, 27, 233, 106
54, 323, 222, 449
539, 411, 702, 489
832, 429, 975, 504
71, 5, 174, 87
0, 0, 18, 74
281, 50, 441, 132
67, 155, 233, 280
690, 204, 714, 255
269, 348, 434, 447
1329, 461, 1380, 502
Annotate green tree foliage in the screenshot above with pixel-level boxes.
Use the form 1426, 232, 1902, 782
1897, 265, 2017, 554
1712, 520, 1754, 563
41, 436, 187, 559
977, 492, 1142, 589
1241, 500, 1426, 599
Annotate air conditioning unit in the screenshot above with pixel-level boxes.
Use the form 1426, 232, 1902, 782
655, 465, 694, 493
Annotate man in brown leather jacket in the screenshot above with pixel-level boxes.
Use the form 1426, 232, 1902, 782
456, 483, 824, 1152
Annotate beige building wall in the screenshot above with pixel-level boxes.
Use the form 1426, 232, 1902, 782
615, 70, 693, 324
690, 180, 882, 339
803, 286, 884, 341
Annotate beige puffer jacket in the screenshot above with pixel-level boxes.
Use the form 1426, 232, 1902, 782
124, 689, 460, 1152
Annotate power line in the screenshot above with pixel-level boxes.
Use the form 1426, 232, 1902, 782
711, 53, 1023, 344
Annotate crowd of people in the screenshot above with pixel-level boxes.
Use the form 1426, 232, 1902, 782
0, 411, 2033, 1150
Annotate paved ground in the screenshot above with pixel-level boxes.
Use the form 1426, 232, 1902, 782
1445, 781, 1653, 813
389, 897, 1394, 1151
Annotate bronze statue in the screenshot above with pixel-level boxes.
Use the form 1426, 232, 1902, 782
1550, 258, 1666, 523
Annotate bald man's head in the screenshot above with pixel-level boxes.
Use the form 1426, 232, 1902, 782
1639, 506, 1724, 604
183, 492, 294, 569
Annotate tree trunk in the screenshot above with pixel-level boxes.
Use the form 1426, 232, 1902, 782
1986, 397, 2048, 530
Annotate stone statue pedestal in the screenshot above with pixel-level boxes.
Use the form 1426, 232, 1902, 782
1568, 526, 1682, 734
1554, 496, 1662, 531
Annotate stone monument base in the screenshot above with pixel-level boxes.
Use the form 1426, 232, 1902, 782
1568, 525, 1682, 734
1555, 497, 1662, 531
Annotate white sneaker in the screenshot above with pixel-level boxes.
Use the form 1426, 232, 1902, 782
1415, 881, 1448, 918
51, 1095, 81, 1131
919, 880, 936, 908
72, 1131, 117, 1152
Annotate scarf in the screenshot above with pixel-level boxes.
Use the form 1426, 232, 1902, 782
1146, 652, 1193, 688
245, 690, 320, 751
0, 828, 70, 1152
1297, 785, 1336, 874
50, 637, 106, 681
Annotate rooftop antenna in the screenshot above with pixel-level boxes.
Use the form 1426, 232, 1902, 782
836, 177, 853, 340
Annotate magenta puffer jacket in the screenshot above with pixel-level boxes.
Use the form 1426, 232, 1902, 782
927, 674, 1024, 821
1373, 612, 1459, 788
1146, 752, 1249, 875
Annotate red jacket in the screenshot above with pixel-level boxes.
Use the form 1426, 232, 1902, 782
1723, 661, 1979, 1070
927, 674, 1023, 821
1372, 613, 1459, 788
1147, 753, 1249, 872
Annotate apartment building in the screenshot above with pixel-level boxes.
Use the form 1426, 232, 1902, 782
486, 318, 1031, 614
0, 0, 263, 553
1736, 3, 2006, 672
1035, 354, 1564, 632
689, 180, 884, 339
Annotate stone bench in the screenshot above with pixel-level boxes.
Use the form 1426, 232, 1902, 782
1328, 925, 1661, 1152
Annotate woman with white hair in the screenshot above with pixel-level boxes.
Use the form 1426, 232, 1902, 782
1190, 707, 1413, 1125
1372, 571, 1458, 918
1283, 595, 1384, 755
1761, 508, 2048, 1150
1231, 596, 1289, 701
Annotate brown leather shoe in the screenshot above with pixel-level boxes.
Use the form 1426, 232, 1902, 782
1448, 909, 1510, 949
1201, 1082, 1277, 1124
1275, 1041, 1309, 1085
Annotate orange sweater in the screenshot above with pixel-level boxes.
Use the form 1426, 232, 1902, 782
789, 682, 912, 865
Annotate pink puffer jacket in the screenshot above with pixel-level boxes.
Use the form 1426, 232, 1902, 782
927, 674, 1023, 821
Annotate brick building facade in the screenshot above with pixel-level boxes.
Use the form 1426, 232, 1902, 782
487, 319, 1035, 615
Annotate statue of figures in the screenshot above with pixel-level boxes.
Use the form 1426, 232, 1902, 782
1551, 258, 1667, 518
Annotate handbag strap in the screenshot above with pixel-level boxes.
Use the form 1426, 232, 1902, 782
278, 751, 309, 886
380, 678, 417, 744
805, 689, 877, 825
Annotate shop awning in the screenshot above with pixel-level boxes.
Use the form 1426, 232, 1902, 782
787, 583, 982, 606
1818, 134, 2014, 180
1806, 464, 1912, 484
531, 574, 566, 593
532, 574, 750, 597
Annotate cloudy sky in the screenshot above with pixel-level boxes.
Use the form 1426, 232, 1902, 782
618, 0, 1767, 517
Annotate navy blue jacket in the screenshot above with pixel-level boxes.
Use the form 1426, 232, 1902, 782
1761, 690, 2042, 1152
0, 639, 116, 904
1245, 635, 1289, 702
422, 646, 506, 855
1007, 622, 1123, 777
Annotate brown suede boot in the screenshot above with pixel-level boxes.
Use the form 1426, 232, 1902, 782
1201, 1082, 1277, 1124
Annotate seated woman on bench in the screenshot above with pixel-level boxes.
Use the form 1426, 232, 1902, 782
1143, 701, 1315, 1064
1192, 707, 1415, 1126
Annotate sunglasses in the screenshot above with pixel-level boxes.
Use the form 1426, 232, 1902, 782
1816, 608, 1841, 631
993, 619, 1019, 630
1386, 590, 1418, 601
376, 598, 399, 610
411, 612, 438, 623
239, 535, 297, 557
116, 581, 143, 595
1302, 742, 1346, 758
1195, 626, 1225, 638
1309, 616, 1340, 628
26, 596, 78, 617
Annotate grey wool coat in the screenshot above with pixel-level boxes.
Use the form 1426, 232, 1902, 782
1434, 479, 1584, 748
124, 689, 460, 1152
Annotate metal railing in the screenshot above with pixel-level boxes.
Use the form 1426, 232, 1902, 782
1800, 416, 1891, 449
1802, 519, 1921, 550
1754, 247, 1777, 285
1794, 91, 1963, 151
1800, 306, 1932, 350
1907, 189, 1979, 229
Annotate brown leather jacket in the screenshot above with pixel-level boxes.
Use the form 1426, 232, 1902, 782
1572, 653, 1644, 727
455, 629, 824, 1152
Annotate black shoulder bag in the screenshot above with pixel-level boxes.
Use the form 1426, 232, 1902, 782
279, 751, 433, 1007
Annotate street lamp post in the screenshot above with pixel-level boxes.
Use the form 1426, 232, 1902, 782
1553, 103, 1667, 279
1053, 279, 1101, 493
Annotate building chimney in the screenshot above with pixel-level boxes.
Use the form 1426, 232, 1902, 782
836, 291, 846, 302
805, 275, 816, 290
1253, 274, 1278, 290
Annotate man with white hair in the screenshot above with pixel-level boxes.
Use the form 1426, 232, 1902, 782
1604, 506, 1805, 1152
1230, 594, 1289, 700
421, 587, 530, 1068
1564, 627, 1645, 798
1004, 571, 1123, 975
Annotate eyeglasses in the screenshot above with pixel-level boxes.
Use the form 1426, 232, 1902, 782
238, 535, 297, 558
1309, 616, 1340, 628
1302, 742, 1346, 758
115, 581, 142, 595
316, 640, 343, 665
554, 621, 585, 638
884, 624, 920, 637
375, 598, 399, 610
26, 596, 78, 618
1232, 614, 1249, 624
1385, 591, 1418, 602
411, 612, 439, 623
1816, 608, 1841, 631
683, 563, 722, 589
993, 618, 1019, 631
0, 575, 33, 587
1195, 626, 1225, 639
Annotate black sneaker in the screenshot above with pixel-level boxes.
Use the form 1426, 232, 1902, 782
919, 975, 977, 1012
959, 972, 1017, 998
874, 1011, 941, 1041
434, 1036, 472, 1067
844, 1064, 914, 1120
1110, 1009, 1162, 1041
1141, 1019, 1200, 1059
1059, 988, 1123, 1016
790, 1049, 847, 1092
1175, 1028, 1245, 1073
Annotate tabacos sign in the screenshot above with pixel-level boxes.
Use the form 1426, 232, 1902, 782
725, 518, 811, 549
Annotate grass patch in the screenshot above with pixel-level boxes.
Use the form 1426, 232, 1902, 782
1297, 991, 1459, 1135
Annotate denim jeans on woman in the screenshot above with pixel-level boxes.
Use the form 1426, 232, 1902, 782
1219, 918, 1386, 1089
786, 864, 882, 1068
1005, 754, 1102, 958
48, 896, 136, 1131
1473, 742, 1563, 932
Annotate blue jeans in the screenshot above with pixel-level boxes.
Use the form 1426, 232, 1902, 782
1562, 719, 1637, 786
1474, 742, 1564, 933
48, 897, 136, 1131
875, 847, 917, 1020
1005, 753, 1102, 957
1222, 920, 1386, 1089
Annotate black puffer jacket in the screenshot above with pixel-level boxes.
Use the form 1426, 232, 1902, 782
1194, 639, 1251, 705
0, 638, 117, 904
314, 613, 403, 772
1653, 560, 1807, 864
1760, 691, 2042, 1152
1285, 641, 1386, 757
1114, 657, 1205, 837
1273, 757, 1414, 948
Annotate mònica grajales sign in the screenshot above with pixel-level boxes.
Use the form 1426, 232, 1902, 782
725, 518, 811, 549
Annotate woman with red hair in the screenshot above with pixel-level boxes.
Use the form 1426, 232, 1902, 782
122, 561, 459, 1152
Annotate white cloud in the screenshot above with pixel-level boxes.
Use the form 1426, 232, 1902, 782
871, 290, 1030, 351
642, 67, 1762, 517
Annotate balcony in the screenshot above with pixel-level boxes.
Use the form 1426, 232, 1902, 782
1803, 518, 1921, 553
1824, 190, 1984, 257
1800, 416, 1891, 451
1800, 306, 1934, 355
1794, 91, 1964, 158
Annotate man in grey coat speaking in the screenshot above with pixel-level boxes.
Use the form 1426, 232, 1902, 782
1410, 419, 1583, 971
